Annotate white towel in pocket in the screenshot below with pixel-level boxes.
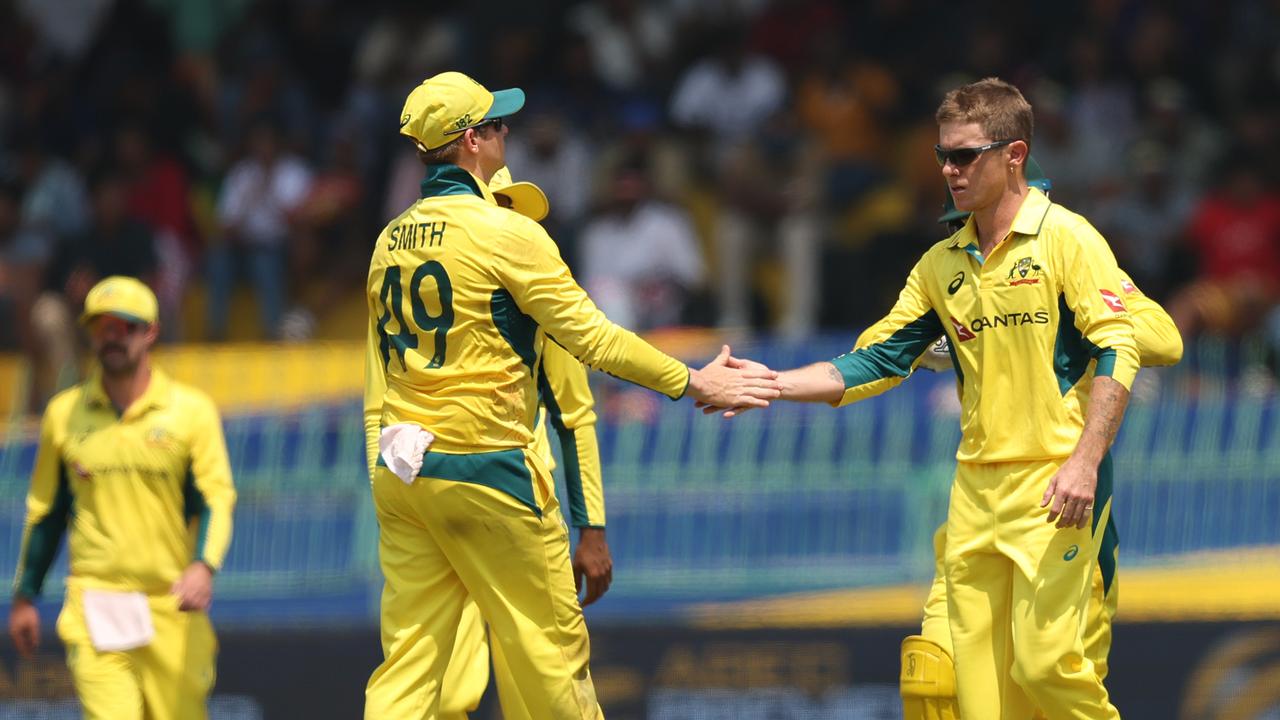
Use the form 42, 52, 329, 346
83, 589, 154, 652
379, 423, 435, 484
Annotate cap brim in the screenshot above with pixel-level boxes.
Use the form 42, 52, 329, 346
496, 181, 549, 222
484, 88, 525, 120
80, 310, 152, 326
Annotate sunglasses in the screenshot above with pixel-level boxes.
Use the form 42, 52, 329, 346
91, 316, 148, 335
934, 139, 1016, 167
446, 117, 505, 137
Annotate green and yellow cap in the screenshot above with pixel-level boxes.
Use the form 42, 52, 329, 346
939, 156, 1051, 224
400, 71, 525, 151
488, 166, 550, 222
80, 276, 158, 325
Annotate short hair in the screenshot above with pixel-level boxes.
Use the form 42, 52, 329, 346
417, 137, 462, 166
936, 78, 1033, 145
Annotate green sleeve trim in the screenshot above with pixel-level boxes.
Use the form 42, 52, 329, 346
15, 463, 73, 600
1092, 349, 1117, 378
538, 367, 590, 526
183, 467, 212, 565
832, 311, 943, 389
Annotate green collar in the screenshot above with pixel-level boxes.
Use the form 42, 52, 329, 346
420, 164, 485, 200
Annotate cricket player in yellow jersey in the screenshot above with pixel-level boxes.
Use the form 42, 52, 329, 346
897, 171, 1184, 720
715, 78, 1137, 718
7, 276, 236, 720
362, 71, 779, 719
380, 169, 612, 720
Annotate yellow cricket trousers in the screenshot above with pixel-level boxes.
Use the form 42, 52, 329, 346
439, 602, 534, 720
944, 458, 1120, 720
364, 458, 603, 720
921, 525, 1119, 681
56, 584, 217, 720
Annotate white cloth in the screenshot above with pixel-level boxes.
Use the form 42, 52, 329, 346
379, 424, 434, 485
82, 589, 154, 652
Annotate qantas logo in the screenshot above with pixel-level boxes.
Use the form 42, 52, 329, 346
1120, 278, 1138, 295
952, 311, 1051, 342
950, 316, 976, 342
1100, 289, 1127, 313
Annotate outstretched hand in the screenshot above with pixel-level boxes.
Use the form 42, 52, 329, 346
687, 346, 780, 418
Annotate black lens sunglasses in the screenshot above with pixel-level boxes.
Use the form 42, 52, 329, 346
934, 139, 1016, 168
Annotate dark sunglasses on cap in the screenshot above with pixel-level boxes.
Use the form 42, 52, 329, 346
934, 139, 1016, 168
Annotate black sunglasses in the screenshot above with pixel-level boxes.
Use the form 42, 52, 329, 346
443, 117, 506, 136
934, 139, 1016, 168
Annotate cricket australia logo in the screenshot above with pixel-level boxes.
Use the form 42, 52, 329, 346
1007, 257, 1043, 286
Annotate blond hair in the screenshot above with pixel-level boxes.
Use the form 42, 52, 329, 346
936, 78, 1033, 145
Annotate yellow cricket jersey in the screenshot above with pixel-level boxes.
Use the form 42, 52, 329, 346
833, 188, 1139, 463
363, 165, 677, 511
14, 369, 236, 599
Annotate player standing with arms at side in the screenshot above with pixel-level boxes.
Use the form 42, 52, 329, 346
363, 72, 779, 719
8, 276, 236, 720
713, 78, 1136, 718
896, 164, 1184, 720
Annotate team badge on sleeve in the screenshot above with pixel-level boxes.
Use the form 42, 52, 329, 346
1120, 278, 1138, 294
1099, 289, 1127, 313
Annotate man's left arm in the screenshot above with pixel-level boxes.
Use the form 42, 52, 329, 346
174, 394, 237, 611
1043, 222, 1139, 529
540, 342, 612, 606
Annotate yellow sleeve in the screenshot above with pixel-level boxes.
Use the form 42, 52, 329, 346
1057, 220, 1140, 389
185, 393, 236, 572
363, 287, 388, 478
539, 341, 604, 527
13, 401, 72, 600
830, 254, 944, 406
492, 217, 690, 399
1118, 274, 1183, 367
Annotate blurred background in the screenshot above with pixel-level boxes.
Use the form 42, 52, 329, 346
0, 0, 1278, 717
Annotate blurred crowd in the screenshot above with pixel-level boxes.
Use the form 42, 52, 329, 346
1, 0, 1278, 411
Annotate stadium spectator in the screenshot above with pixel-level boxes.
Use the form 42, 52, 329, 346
209, 115, 312, 340
30, 165, 158, 408
1093, 141, 1195, 298
580, 161, 705, 331
1168, 157, 1280, 340
0, 174, 48, 355
502, 107, 594, 266
567, 0, 677, 92
115, 121, 198, 339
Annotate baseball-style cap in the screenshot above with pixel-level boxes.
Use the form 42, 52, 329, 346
488, 166, 550, 222
400, 71, 525, 151
938, 156, 1051, 225
80, 276, 158, 325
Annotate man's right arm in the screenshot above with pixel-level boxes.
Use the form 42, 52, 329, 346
769, 256, 944, 406
13, 405, 71, 603
493, 219, 778, 409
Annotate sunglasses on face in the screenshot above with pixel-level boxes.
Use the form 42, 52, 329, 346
934, 139, 1016, 168
91, 316, 147, 336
